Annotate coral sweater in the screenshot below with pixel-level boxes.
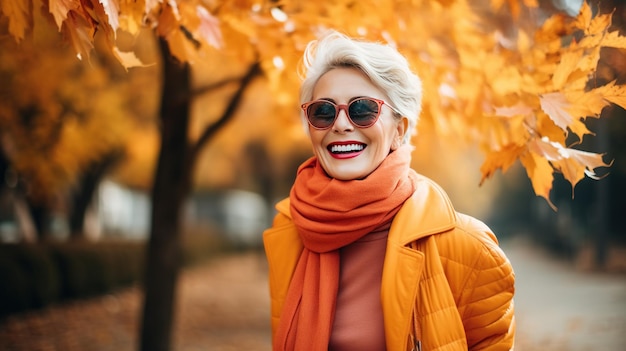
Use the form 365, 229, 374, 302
329, 227, 390, 351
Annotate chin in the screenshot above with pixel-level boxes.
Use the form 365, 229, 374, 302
327, 167, 371, 181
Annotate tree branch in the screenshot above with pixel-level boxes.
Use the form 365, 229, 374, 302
190, 75, 243, 98
189, 61, 262, 163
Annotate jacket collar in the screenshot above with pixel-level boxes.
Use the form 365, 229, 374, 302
389, 174, 457, 245
274, 173, 457, 244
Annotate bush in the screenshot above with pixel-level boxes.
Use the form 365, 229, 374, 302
0, 251, 31, 317
0, 240, 144, 319
14, 244, 60, 308
0, 233, 226, 319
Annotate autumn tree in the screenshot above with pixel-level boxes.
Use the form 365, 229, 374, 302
2, 0, 626, 350
0, 16, 148, 240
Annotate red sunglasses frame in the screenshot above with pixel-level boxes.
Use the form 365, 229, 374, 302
301, 97, 400, 130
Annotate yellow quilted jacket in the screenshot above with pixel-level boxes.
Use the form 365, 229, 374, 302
263, 174, 515, 351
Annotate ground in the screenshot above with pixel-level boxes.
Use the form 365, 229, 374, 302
0, 237, 625, 351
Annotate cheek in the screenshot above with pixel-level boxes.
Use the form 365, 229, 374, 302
308, 130, 326, 149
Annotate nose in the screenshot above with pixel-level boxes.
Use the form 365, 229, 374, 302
332, 106, 354, 133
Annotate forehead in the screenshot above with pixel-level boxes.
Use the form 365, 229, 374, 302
312, 67, 384, 101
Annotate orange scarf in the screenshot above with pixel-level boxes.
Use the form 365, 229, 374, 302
274, 145, 418, 351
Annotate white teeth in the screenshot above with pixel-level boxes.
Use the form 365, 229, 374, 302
331, 144, 364, 153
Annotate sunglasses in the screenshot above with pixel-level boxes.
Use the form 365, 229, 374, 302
301, 97, 400, 130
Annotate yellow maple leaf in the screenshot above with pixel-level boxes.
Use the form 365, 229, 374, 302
480, 143, 526, 185
574, 45, 601, 75
98, 0, 120, 32
552, 48, 583, 90
585, 9, 612, 36
1, 0, 30, 41
48, 0, 80, 29
539, 92, 590, 138
592, 80, 626, 110
112, 47, 153, 70
490, 65, 523, 95
529, 137, 611, 197
553, 150, 610, 194
599, 30, 626, 49
565, 89, 610, 119
117, 0, 145, 34
573, 0, 591, 31
494, 103, 534, 118
62, 10, 95, 61
156, 3, 178, 37
535, 13, 572, 45
520, 148, 556, 210
196, 5, 222, 49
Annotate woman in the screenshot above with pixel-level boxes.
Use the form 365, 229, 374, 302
263, 30, 515, 351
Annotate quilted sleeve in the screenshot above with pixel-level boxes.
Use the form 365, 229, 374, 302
453, 214, 516, 351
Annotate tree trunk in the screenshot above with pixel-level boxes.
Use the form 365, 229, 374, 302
68, 149, 123, 240
139, 38, 192, 351
27, 201, 49, 241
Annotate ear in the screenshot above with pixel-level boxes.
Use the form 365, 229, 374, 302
391, 117, 409, 150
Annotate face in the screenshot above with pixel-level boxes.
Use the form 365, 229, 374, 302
307, 67, 408, 180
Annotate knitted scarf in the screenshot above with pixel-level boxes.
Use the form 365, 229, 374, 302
274, 145, 418, 350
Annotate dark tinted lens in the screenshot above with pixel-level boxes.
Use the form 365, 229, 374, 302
307, 101, 336, 128
348, 99, 380, 127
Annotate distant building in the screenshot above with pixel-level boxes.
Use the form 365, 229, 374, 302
186, 189, 270, 247
96, 180, 150, 239
96, 180, 269, 246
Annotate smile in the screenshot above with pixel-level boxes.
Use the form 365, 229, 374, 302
330, 143, 365, 153
327, 142, 366, 159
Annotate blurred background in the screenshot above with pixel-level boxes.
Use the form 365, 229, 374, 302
0, 0, 625, 350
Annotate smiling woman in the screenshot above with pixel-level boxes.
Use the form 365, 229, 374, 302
262, 30, 516, 351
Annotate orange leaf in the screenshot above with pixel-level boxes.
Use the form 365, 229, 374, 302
156, 3, 178, 37
490, 65, 522, 95
529, 137, 611, 197
62, 10, 95, 60
575, 45, 601, 75
600, 30, 626, 49
1, 0, 30, 41
573, 0, 592, 31
536, 13, 572, 44
552, 49, 582, 90
592, 80, 626, 110
112, 47, 153, 70
98, 0, 120, 32
539, 92, 591, 138
117, 0, 144, 34
565, 89, 610, 119
520, 149, 556, 210
554, 149, 610, 192
494, 104, 533, 118
480, 143, 525, 185
49, 0, 80, 29
586, 10, 612, 36
196, 5, 222, 49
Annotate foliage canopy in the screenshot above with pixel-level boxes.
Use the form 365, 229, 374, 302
2, 0, 626, 208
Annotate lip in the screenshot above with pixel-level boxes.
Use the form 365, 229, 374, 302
327, 141, 366, 159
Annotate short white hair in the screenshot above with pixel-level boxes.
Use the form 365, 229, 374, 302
299, 30, 422, 144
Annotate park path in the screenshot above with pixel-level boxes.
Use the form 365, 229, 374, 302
503, 237, 626, 351
1, 238, 625, 351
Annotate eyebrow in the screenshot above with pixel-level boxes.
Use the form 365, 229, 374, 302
315, 96, 369, 104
